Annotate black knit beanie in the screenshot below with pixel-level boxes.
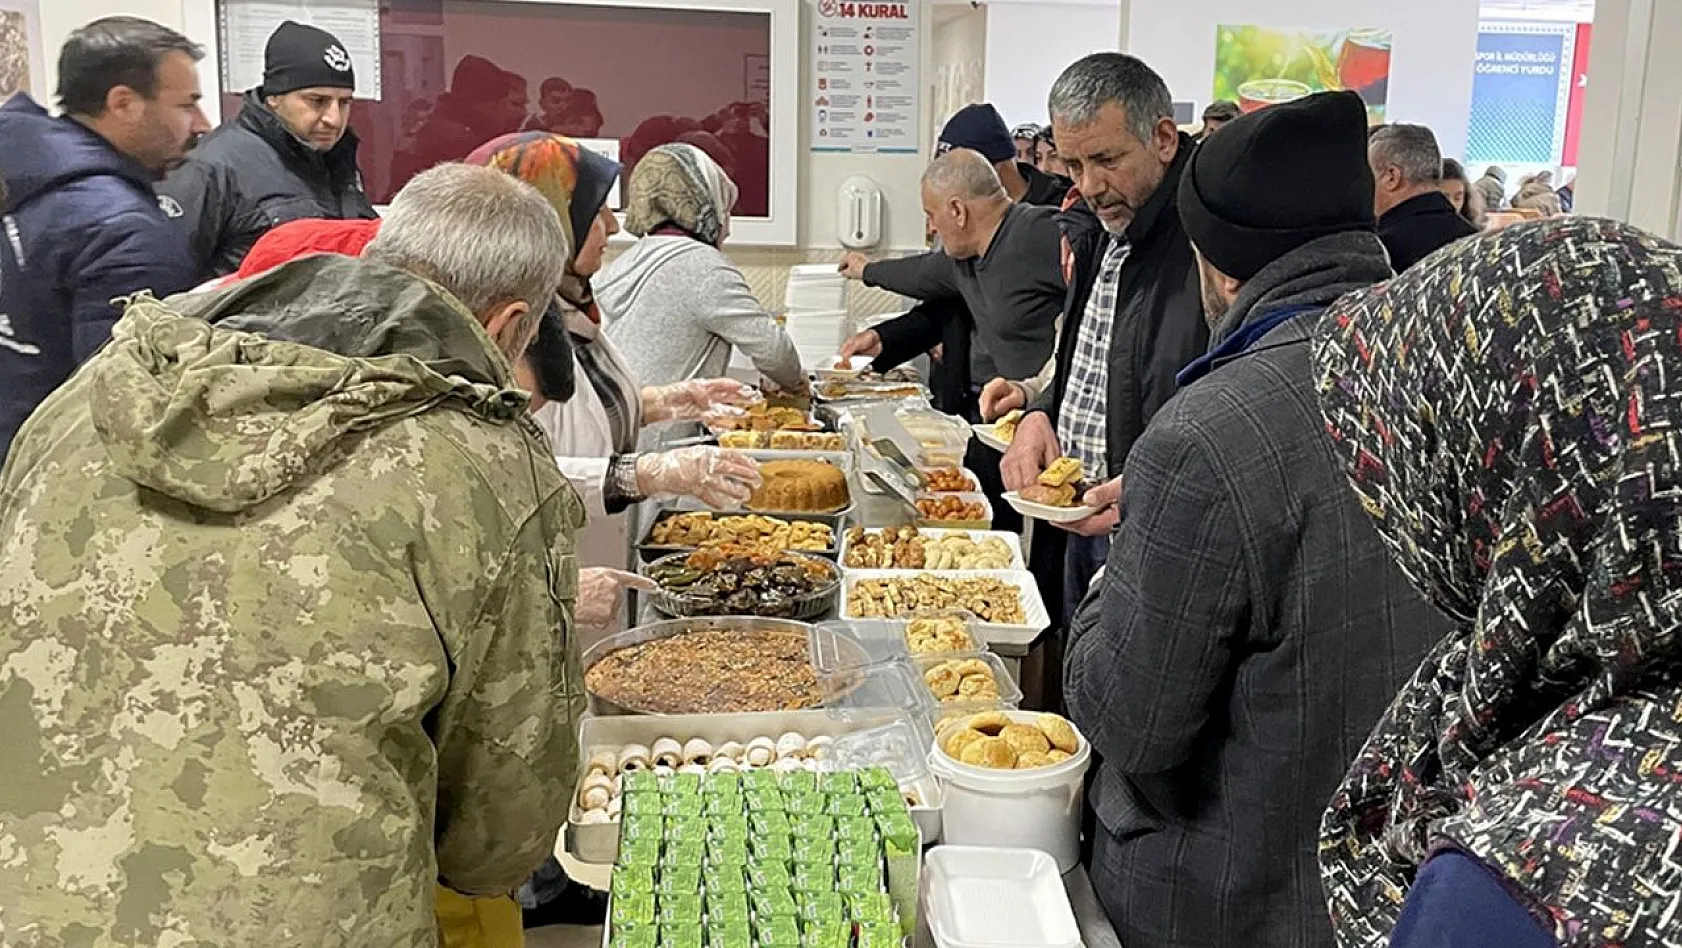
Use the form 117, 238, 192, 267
1178, 90, 1375, 281
937, 104, 1016, 164
263, 21, 356, 96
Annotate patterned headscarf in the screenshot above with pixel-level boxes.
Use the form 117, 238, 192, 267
624, 142, 738, 246
466, 131, 622, 310
1313, 217, 1682, 946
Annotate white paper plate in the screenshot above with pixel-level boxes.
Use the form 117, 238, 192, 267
813, 355, 873, 380
839, 569, 1049, 647
972, 424, 1011, 452
1002, 491, 1101, 524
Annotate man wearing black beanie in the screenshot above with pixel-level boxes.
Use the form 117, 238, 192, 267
1064, 90, 1449, 948
160, 19, 376, 280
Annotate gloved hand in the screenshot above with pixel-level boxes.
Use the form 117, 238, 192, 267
637, 446, 764, 510
644, 378, 761, 423
576, 568, 658, 631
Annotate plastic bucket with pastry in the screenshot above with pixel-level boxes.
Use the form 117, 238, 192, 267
927, 710, 1091, 872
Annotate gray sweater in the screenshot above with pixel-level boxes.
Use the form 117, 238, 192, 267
861, 201, 1065, 379
597, 236, 804, 391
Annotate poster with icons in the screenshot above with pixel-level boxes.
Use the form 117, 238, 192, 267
809, 0, 920, 154
219, 0, 383, 100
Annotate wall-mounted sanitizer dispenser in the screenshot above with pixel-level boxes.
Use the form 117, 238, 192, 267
838, 175, 884, 249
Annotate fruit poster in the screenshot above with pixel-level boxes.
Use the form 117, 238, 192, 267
1212, 25, 1392, 123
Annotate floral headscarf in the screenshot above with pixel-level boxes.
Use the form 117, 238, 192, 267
1313, 217, 1682, 946
466, 131, 621, 310
624, 142, 738, 246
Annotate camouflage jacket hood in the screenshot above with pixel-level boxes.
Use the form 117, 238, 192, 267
90, 254, 531, 512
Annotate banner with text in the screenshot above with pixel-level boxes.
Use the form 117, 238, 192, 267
1466, 21, 1576, 165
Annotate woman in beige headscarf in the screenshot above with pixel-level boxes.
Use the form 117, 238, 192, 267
597, 143, 804, 447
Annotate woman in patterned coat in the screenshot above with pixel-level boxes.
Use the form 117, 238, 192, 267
1314, 216, 1682, 948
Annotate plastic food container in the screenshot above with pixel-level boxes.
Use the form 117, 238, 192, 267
927, 711, 1093, 872
924, 846, 1080, 948
829, 718, 945, 843
913, 492, 994, 530
839, 528, 1025, 572
895, 408, 972, 467
913, 652, 1024, 712
839, 570, 1052, 647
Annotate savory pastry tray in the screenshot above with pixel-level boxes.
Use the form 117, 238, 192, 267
567, 709, 943, 865
838, 570, 1051, 648
838, 528, 1025, 572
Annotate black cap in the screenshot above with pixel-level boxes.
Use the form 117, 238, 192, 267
262, 21, 355, 96
937, 104, 1015, 164
1178, 91, 1375, 281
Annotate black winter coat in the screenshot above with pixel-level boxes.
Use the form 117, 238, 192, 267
160, 91, 378, 280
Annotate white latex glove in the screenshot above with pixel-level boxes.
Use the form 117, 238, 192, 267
576, 568, 658, 631
637, 446, 764, 510
645, 378, 761, 423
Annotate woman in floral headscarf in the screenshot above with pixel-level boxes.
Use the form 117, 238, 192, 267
598, 142, 804, 447
1313, 217, 1682, 947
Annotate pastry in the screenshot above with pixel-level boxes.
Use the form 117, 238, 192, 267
1019, 483, 1078, 507
606, 796, 622, 818
964, 712, 1013, 737
957, 671, 1001, 700
769, 430, 845, 451
771, 756, 804, 773
677, 763, 707, 777
579, 781, 612, 810
1000, 724, 1052, 756
718, 430, 769, 449
617, 743, 651, 772
905, 615, 975, 654
1045, 750, 1072, 763
923, 663, 962, 699
745, 736, 777, 767
749, 460, 850, 513
807, 735, 834, 761
652, 737, 684, 769
707, 756, 740, 774
942, 728, 988, 759
586, 748, 618, 777
994, 410, 1024, 442
915, 495, 987, 524
1038, 457, 1085, 488
716, 740, 745, 762
847, 576, 1025, 624
961, 736, 1018, 769
649, 512, 835, 553
1037, 714, 1080, 754
586, 626, 827, 712
775, 732, 808, 760
1015, 751, 1052, 769
921, 467, 977, 492
579, 808, 612, 824
682, 738, 714, 766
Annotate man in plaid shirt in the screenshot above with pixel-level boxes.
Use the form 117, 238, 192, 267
1000, 53, 1207, 619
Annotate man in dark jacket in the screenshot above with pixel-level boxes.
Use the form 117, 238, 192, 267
1000, 52, 1209, 618
160, 20, 377, 279
836, 102, 1069, 416
0, 16, 208, 468
1369, 123, 1477, 272
1066, 91, 1448, 948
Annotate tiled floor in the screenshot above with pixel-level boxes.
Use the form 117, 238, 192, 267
525, 924, 603, 948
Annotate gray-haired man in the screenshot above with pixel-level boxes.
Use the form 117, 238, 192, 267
1370, 123, 1478, 271
998, 52, 1208, 623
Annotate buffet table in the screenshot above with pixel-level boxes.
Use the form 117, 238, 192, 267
576, 391, 1118, 948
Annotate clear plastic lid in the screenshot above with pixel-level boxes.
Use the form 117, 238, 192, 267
811, 620, 912, 674
913, 651, 1024, 713
813, 656, 934, 728
827, 715, 936, 780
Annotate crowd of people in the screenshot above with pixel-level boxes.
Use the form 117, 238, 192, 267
0, 11, 1677, 948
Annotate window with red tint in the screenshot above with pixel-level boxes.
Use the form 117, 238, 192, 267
220, 0, 773, 216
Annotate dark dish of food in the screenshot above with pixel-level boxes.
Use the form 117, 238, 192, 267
584, 627, 823, 714
646, 545, 838, 617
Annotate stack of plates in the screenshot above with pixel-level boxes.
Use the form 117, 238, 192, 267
785, 309, 848, 369
786, 264, 848, 313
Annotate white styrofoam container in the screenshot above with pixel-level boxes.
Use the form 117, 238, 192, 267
838, 528, 1026, 571
839, 569, 1050, 647
924, 846, 1080, 948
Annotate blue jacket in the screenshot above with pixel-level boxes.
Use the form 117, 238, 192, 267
0, 95, 197, 469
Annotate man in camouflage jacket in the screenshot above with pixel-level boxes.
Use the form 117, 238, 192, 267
0, 166, 586, 947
